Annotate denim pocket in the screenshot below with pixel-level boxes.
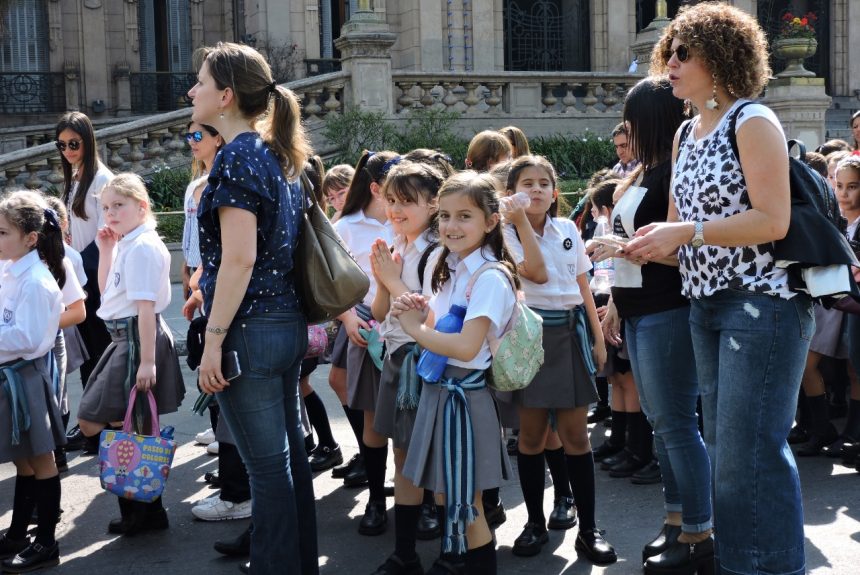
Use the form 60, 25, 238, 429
238, 315, 306, 377
791, 295, 815, 342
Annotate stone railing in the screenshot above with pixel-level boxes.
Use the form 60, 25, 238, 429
0, 71, 350, 193
392, 72, 638, 116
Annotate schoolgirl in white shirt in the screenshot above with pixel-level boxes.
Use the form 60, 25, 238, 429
392, 171, 518, 574
0, 191, 67, 573
501, 155, 615, 565
76, 173, 184, 537
367, 161, 445, 573
330, 150, 396, 531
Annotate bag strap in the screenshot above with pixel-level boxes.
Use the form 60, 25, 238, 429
678, 118, 693, 148
464, 262, 519, 354
123, 387, 160, 436
299, 171, 317, 215
417, 241, 439, 291
726, 101, 755, 162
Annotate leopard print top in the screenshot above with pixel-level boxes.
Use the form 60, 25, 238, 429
673, 100, 793, 299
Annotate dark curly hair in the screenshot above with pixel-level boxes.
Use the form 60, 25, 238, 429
650, 2, 771, 99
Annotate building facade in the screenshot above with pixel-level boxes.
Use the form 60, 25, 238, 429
0, 0, 856, 127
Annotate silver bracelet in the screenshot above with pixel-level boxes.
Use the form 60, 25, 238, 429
206, 325, 228, 336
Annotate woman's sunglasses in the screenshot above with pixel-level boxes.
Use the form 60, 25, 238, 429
185, 131, 204, 143
55, 139, 82, 152
665, 44, 691, 63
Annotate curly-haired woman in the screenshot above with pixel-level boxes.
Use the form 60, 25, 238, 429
625, 4, 813, 575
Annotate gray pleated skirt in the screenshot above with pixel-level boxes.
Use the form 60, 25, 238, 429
513, 321, 598, 409
374, 344, 413, 448
63, 325, 89, 375
490, 388, 519, 428
77, 316, 185, 424
346, 340, 381, 412
327, 324, 348, 369
0, 355, 67, 462
809, 304, 847, 358
403, 367, 511, 494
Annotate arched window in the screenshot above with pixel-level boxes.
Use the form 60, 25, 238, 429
0, 0, 49, 72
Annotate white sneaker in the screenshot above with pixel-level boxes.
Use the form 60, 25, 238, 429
195, 428, 216, 445
206, 441, 219, 455
191, 496, 252, 521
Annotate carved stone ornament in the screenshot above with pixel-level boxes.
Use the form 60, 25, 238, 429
84, 0, 103, 8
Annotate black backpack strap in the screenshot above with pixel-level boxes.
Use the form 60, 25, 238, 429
678, 119, 693, 149
726, 101, 756, 161
417, 241, 438, 291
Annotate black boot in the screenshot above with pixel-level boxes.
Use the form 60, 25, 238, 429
644, 536, 715, 575
823, 398, 860, 458
214, 524, 252, 557
642, 523, 682, 564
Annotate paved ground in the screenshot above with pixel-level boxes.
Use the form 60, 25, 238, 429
1, 285, 858, 574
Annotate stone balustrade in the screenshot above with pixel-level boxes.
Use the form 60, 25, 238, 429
0, 71, 350, 193
392, 72, 638, 116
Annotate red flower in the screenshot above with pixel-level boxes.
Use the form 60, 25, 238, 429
800, 17, 808, 25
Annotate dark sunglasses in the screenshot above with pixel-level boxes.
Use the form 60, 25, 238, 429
55, 139, 82, 152
184, 131, 204, 143
665, 44, 691, 63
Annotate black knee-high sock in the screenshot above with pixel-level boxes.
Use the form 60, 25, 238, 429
631, 411, 654, 461
566, 452, 596, 531
8, 475, 36, 539
482, 487, 500, 508
423, 489, 435, 507
517, 452, 546, 524
61, 412, 70, 432
394, 504, 421, 560
807, 393, 830, 434
342, 405, 365, 456
34, 476, 61, 546
305, 391, 337, 449
465, 541, 497, 575
608, 411, 627, 448
364, 444, 388, 502
845, 399, 860, 439
544, 447, 572, 499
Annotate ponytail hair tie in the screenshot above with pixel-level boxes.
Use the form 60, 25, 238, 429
43, 208, 60, 231
381, 156, 402, 176
268, 81, 278, 94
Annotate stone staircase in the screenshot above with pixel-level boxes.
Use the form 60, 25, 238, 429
825, 95, 859, 143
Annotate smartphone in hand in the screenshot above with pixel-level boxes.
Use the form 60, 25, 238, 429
221, 350, 242, 381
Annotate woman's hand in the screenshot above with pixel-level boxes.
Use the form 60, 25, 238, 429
370, 239, 403, 291
601, 300, 622, 347
342, 312, 370, 348
96, 226, 118, 253
135, 360, 156, 392
622, 222, 691, 262
592, 338, 607, 374
586, 241, 619, 264
182, 293, 203, 321
199, 344, 227, 394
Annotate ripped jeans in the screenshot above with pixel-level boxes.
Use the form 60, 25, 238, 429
690, 289, 813, 575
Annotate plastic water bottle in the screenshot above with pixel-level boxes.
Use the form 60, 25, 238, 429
499, 192, 531, 215
590, 216, 615, 294
416, 304, 467, 382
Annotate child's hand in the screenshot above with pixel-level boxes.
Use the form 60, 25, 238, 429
96, 226, 118, 252
370, 239, 403, 290
136, 361, 156, 392
182, 293, 202, 321
391, 293, 429, 337
601, 302, 622, 347
342, 311, 370, 348
503, 205, 529, 228
592, 339, 607, 373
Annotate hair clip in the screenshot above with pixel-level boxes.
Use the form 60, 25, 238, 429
366, 151, 376, 159
381, 156, 402, 176
43, 208, 60, 231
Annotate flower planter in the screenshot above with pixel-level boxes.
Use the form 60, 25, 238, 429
773, 37, 817, 78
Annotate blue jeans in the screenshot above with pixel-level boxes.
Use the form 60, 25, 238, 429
690, 290, 813, 575
216, 312, 316, 575
626, 306, 712, 533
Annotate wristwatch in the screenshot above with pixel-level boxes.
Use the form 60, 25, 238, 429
691, 221, 705, 248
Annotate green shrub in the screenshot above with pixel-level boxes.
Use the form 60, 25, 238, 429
530, 131, 615, 181
155, 211, 184, 244
322, 107, 401, 165
145, 166, 191, 211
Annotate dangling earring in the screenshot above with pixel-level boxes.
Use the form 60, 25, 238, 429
705, 75, 719, 111
219, 110, 225, 120
683, 99, 693, 117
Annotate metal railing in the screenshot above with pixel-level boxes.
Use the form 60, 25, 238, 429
0, 72, 66, 114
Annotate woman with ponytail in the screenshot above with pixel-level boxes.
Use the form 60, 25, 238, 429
188, 41, 316, 575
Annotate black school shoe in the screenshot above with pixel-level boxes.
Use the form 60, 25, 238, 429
631, 459, 662, 485
1, 541, 60, 573
358, 500, 388, 535
332, 453, 362, 479
64, 426, 85, 451
309, 445, 344, 472
214, 525, 251, 557
416, 502, 441, 540
547, 496, 577, 530
483, 501, 507, 530
371, 553, 423, 575
512, 522, 549, 557
0, 534, 29, 560
343, 457, 369, 488
574, 529, 617, 566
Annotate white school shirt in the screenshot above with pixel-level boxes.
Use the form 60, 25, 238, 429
97, 222, 172, 320
333, 209, 394, 306
378, 232, 442, 355
428, 247, 516, 370
60, 258, 86, 307
67, 162, 113, 252
0, 250, 63, 363
503, 217, 591, 310
63, 245, 87, 287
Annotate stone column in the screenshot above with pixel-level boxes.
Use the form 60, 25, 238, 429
80, 0, 109, 114
763, 77, 831, 150
114, 62, 132, 117
471, 0, 495, 71
334, 6, 397, 113
630, 0, 670, 75
419, 0, 444, 71
64, 62, 81, 111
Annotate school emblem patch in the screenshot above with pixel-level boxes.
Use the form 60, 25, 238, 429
3, 308, 12, 323
114, 273, 121, 287
563, 238, 573, 250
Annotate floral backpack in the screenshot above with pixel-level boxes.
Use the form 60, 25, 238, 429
465, 262, 544, 391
